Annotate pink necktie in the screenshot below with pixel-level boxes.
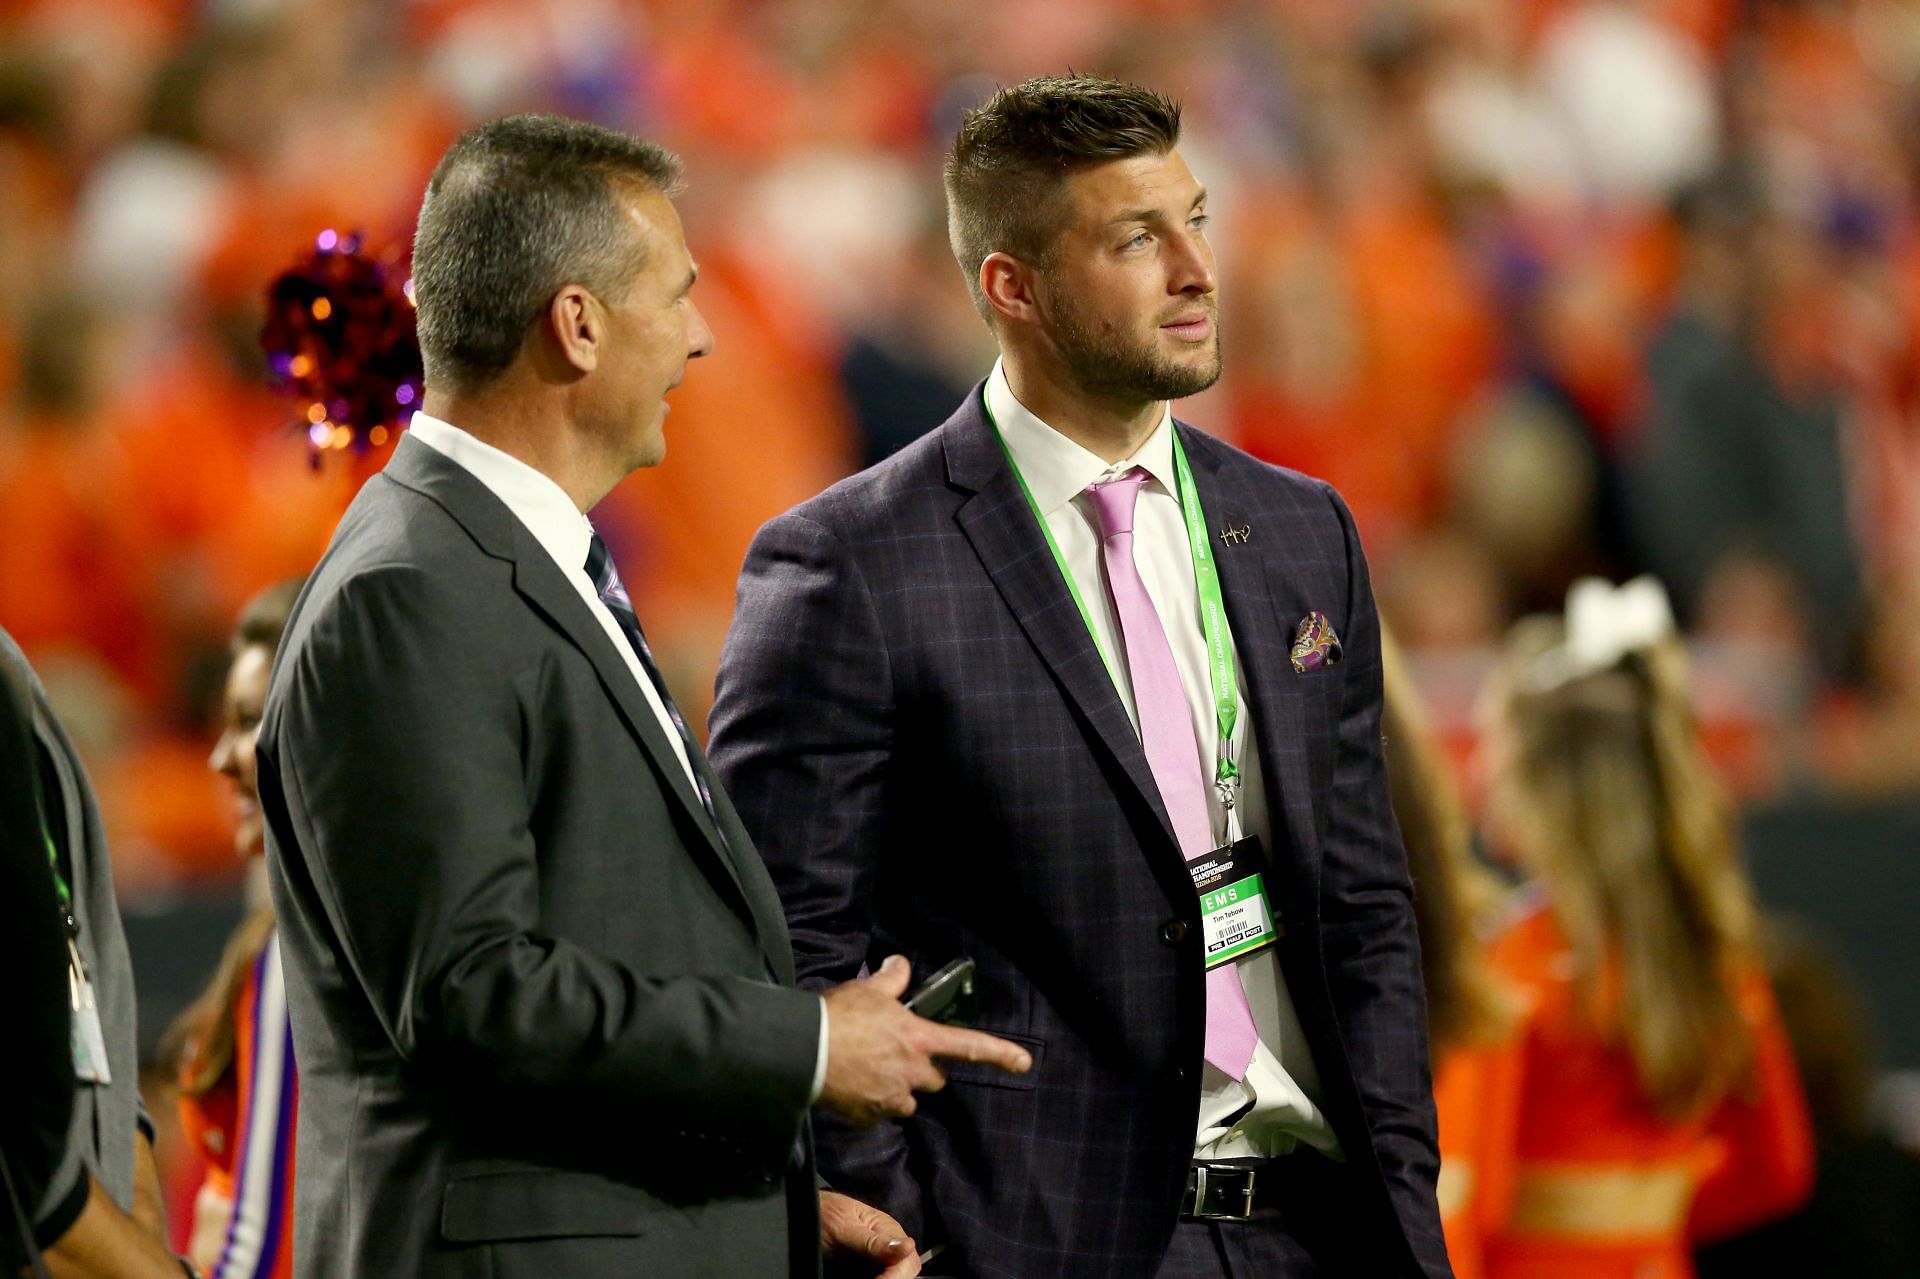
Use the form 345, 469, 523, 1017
1084, 469, 1260, 1080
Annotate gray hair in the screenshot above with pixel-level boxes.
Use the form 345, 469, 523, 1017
410, 114, 683, 393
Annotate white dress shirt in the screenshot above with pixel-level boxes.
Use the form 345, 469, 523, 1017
408, 414, 696, 788
985, 363, 1341, 1160
406, 415, 830, 1100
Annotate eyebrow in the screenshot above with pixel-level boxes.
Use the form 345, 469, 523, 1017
1107, 188, 1209, 227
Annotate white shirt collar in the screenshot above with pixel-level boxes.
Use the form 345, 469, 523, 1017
984, 358, 1177, 515
406, 413, 596, 578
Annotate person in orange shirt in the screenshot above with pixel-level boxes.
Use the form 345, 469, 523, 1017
161, 578, 304, 1279
1381, 631, 1524, 1279
1475, 577, 1814, 1279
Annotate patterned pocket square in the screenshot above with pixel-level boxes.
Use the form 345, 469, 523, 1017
1290, 611, 1343, 674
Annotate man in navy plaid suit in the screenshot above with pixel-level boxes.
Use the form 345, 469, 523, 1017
711, 76, 1451, 1279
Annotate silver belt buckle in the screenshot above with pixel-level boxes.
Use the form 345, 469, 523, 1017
1189, 1165, 1258, 1221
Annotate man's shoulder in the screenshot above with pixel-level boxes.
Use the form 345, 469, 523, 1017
1175, 423, 1337, 503
1174, 422, 1354, 540
280, 474, 512, 666
322, 466, 507, 579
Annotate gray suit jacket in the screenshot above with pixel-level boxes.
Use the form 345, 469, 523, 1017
256, 436, 823, 1279
0, 629, 146, 1232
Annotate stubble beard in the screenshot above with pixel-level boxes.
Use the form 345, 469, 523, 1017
1048, 292, 1224, 404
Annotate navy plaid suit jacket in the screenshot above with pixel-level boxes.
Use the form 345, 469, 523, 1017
711, 387, 1451, 1278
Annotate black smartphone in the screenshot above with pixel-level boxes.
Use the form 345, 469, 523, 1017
903, 956, 977, 1026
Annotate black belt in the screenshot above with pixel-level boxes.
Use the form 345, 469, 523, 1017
1180, 1160, 1286, 1222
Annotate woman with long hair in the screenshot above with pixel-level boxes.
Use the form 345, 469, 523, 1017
162, 578, 304, 1279
1380, 631, 1522, 1279
1477, 578, 1813, 1278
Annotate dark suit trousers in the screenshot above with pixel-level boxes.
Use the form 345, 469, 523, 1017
1155, 1151, 1369, 1279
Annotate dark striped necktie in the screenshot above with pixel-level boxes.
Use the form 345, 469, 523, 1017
584, 531, 718, 823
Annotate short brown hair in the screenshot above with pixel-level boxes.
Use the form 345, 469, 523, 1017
412, 114, 684, 393
944, 75, 1182, 321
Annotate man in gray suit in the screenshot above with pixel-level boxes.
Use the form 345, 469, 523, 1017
256, 115, 1028, 1279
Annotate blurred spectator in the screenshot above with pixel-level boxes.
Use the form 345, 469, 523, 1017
1536, 0, 1719, 207
1687, 549, 1825, 794
160, 579, 303, 1279
1448, 385, 1602, 613
1476, 578, 1813, 1276
1696, 918, 1920, 1278
1379, 528, 1511, 655
1815, 586, 1920, 798
837, 222, 993, 466
1628, 186, 1865, 663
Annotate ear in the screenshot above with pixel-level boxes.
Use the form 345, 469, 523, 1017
547, 284, 603, 375
980, 252, 1041, 329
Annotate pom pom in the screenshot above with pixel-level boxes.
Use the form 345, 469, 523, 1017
260, 230, 422, 457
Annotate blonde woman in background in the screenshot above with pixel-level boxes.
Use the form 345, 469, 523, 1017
1476, 578, 1814, 1279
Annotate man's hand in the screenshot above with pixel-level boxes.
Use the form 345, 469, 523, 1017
818, 955, 1031, 1126
41, 1174, 185, 1279
819, 1189, 920, 1278
131, 1132, 167, 1240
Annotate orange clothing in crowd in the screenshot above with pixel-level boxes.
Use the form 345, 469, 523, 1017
1469, 902, 1814, 1279
1434, 1032, 1525, 1279
1229, 187, 1497, 555
0, 421, 155, 686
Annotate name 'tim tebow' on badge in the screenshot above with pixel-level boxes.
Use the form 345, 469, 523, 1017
1188, 836, 1281, 968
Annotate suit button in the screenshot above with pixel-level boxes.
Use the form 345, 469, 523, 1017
1159, 919, 1189, 944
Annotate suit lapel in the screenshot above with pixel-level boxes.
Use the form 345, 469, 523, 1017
945, 392, 1182, 858
382, 437, 766, 931
506, 546, 730, 847
703, 770, 799, 985
1179, 426, 1325, 878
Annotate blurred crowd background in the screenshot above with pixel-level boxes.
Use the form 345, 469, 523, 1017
1, 0, 1916, 1256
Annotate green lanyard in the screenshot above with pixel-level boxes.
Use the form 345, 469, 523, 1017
44, 825, 78, 933
985, 399, 1243, 804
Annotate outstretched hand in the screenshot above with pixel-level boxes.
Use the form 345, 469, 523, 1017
818, 955, 1032, 1126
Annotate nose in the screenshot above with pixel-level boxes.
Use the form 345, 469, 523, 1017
1169, 226, 1216, 297
686, 299, 715, 360
210, 730, 237, 778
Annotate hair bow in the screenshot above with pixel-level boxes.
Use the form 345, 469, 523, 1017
1526, 575, 1676, 690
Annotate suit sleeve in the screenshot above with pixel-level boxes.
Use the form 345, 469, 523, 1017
261, 565, 819, 1157
709, 513, 926, 1228
1317, 483, 1451, 1271
0, 661, 83, 1258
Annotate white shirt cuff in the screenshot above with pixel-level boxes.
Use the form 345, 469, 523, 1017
809, 997, 830, 1103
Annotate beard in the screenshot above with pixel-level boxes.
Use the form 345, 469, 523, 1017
1047, 290, 1223, 403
